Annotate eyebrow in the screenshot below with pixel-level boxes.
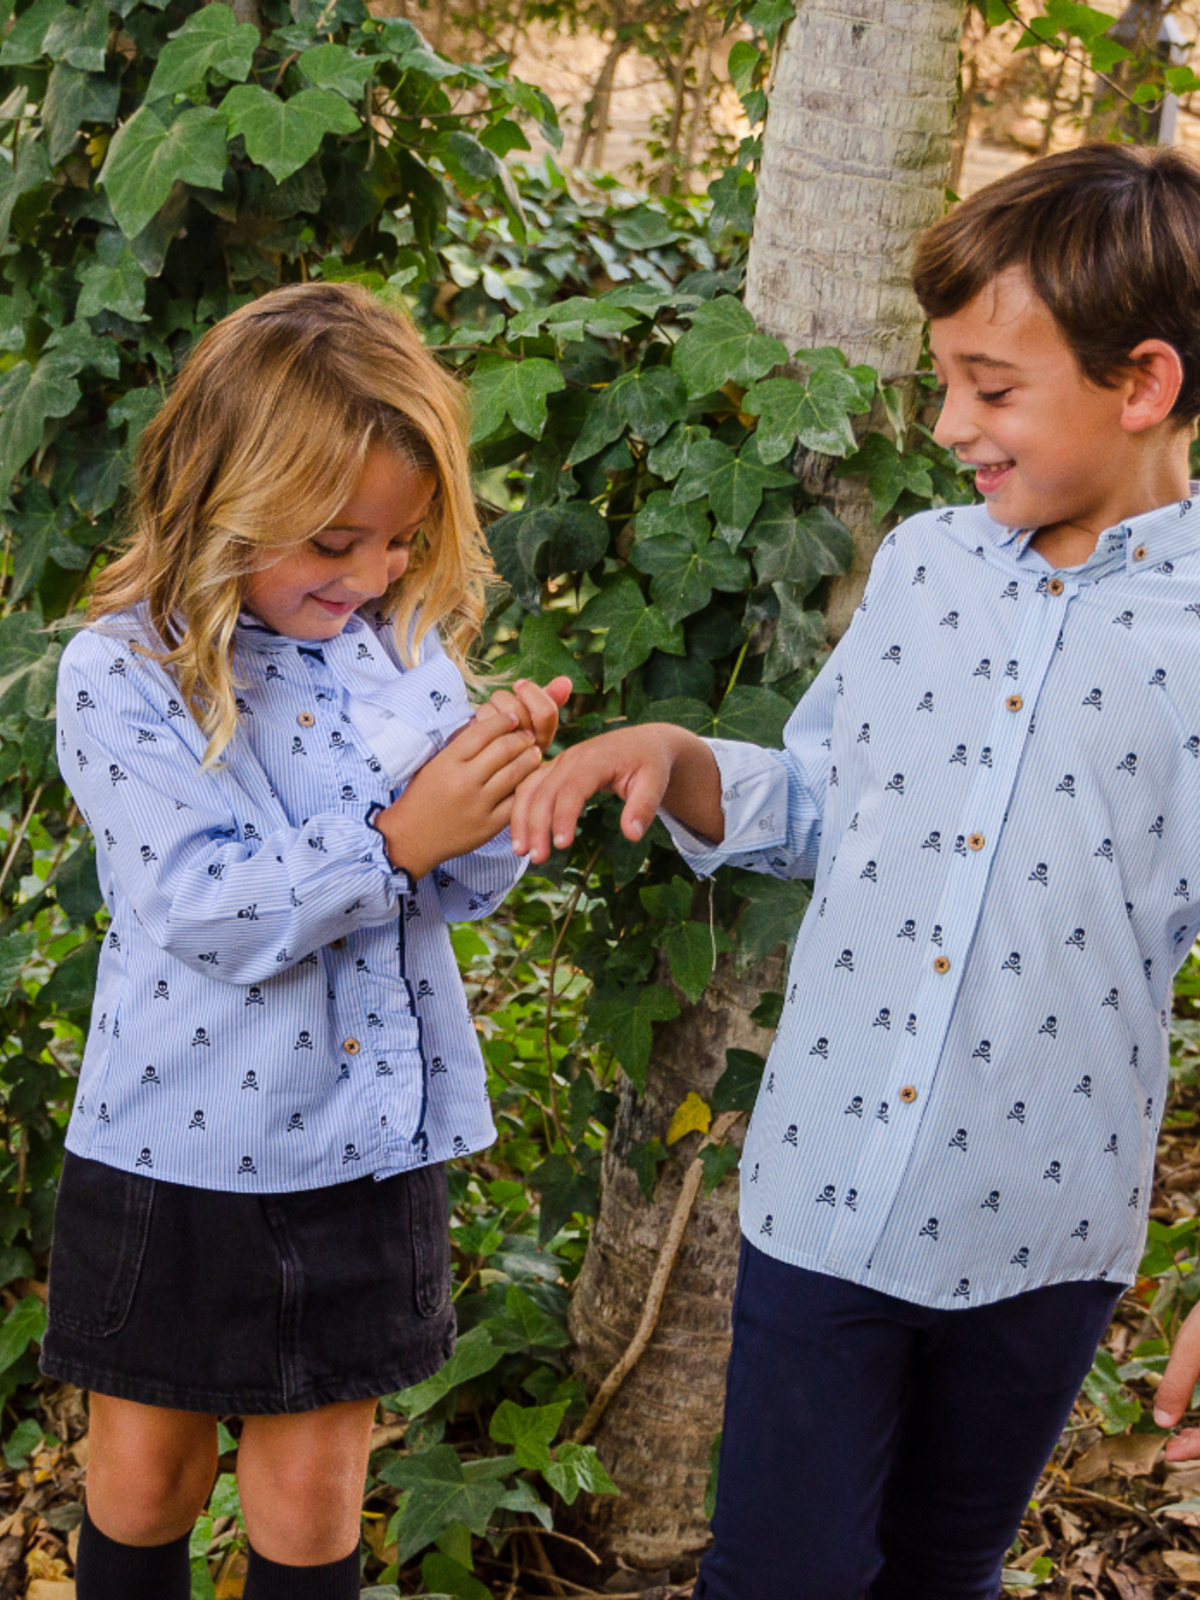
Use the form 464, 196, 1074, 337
958, 354, 1020, 371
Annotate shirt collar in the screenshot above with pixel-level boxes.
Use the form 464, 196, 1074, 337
987, 484, 1200, 579
233, 610, 371, 655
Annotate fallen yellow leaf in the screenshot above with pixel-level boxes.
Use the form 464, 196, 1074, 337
667, 1093, 711, 1145
26, 1581, 75, 1599
1163, 1550, 1200, 1581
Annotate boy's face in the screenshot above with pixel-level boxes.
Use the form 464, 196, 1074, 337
929, 266, 1143, 539
243, 445, 435, 640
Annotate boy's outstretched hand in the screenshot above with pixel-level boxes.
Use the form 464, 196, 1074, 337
510, 723, 724, 864
1155, 1300, 1200, 1458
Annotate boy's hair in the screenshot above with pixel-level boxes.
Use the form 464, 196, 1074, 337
91, 281, 492, 764
913, 142, 1200, 422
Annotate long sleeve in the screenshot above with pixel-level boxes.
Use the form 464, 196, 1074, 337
58, 632, 409, 985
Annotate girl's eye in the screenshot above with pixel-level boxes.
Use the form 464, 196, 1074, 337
978, 389, 1013, 403
310, 543, 344, 557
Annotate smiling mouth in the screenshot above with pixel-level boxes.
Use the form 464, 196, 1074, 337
312, 596, 357, 615
970, 460, 1015, 493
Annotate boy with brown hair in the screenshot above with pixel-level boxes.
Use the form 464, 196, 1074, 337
512, 144, 1200, 1598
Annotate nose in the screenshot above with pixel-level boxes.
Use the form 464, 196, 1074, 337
341, 541, 396, 599
931, 381, 979, 452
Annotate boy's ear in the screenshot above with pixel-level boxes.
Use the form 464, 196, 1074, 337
1122, 340, 1185, 432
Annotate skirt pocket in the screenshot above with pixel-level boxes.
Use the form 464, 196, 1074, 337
409, 1162, 451, 1320
47, 1152, 155, 1338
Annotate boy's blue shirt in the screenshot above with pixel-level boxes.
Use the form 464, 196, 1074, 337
56, 607, 521, 1193
667, 493, 1200, 1309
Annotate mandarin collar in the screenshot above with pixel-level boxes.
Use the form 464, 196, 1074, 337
974, 485, 1200, 579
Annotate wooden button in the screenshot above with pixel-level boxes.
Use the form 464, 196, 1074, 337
342, 1037, 360, 1054
330, 937, 346, 950
1006, 694, 1023, 712
297, 711, 315, 727
1047, 578, 1064, 596
968, 833, 985, 851
933, 955, 951, 974
899, 1085, 918, 1104
1133, 544, 1147, 561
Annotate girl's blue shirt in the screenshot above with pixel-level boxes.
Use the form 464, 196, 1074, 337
56, 605, 522, 1193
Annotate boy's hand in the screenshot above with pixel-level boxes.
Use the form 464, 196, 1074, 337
477, 677, 572, 752
1156, 1300, 1200, 1458
510, 723, 723, 864
373, 713, 542, 880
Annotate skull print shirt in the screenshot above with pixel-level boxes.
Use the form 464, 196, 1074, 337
57, 605, 522, 1193
665, 495, 1200, 1309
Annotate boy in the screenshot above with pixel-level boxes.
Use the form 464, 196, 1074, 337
511, 144, 1200, 1599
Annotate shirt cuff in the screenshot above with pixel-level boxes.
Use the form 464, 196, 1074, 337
363, 805, 413, 895
658, 738, 790, 877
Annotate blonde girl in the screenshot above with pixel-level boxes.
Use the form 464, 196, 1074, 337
42, 282, 568, 1600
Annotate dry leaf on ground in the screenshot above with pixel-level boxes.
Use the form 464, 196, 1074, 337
1162, 1549, 1200, 1581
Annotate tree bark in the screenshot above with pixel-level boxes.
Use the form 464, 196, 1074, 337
746, 0, 963, 639
567, 1, 965, 1579
567, 952, 782, 1572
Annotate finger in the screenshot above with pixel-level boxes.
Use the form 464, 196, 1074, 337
511, 761, 566, 862
450, 709, 520, 760
487, 688, 531, 730
616, 762, 669, 843
513, 681, 561, 751
516, 675, 573, 708
1157, 1307, 1200, 1424
483, 742, 545, 803
460, 726, 538, 785
509, 761, 554, 857
1166, 1427, 1200, 1462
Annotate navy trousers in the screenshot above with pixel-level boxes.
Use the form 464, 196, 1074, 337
695, 1241, 1122, 1600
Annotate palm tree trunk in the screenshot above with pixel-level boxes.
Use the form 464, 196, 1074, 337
567, 1, 966, 1577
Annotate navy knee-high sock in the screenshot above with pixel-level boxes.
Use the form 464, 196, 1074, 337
242, 1543, 360, 1599
74, 1507, 191, 1600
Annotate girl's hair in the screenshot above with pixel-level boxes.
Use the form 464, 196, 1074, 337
90, 281, 492, 764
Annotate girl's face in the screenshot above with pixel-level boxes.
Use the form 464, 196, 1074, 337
243, 445, 436, 640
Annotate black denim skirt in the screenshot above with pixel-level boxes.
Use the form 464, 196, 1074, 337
39, 1151, 456, 1414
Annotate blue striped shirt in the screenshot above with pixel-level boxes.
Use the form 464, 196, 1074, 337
57, 606, 521, 1193
667, 495, 1200, 1309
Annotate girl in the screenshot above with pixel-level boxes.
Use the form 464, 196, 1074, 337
43, 281, 569, 1600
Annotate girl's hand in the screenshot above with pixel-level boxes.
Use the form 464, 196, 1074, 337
477, 676, 572, 752
510, 723, 724, 864
373, 713, 543, 880
1156, 1300, 1200, 1459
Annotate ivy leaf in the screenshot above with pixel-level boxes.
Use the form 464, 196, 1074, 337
489, 502, 608, 613
732, 872, 811, 968
0, 1295, 45, 1377
0, 349, 83, 487
672, 296, 787, 397
222, 85, 359, 183
710, 685, 794, 745
647, 421, 711, 481
745, 0, 796, 44
670, 437, 795, 538
298, 42, 376, 99
542, 1441, 618, 1506
527, 1152, 599, 1244
763, 584, 827, 682
667, 1091, 712, 1145
382, 1446, 512, 1567
389, 1325, 505, 1418
699, 1141, 740, 1195
625, 1137, 668, 1202
664, 919, 726, 1002
745, 350, 876, 462
43, 62, 119, 165
43, 0, 107, 70
100, 104, 229, 239
489, 1400, 568, 1471
421, 1553, 491, 1600
567, 366, 688, 463
484, 1283, 571, 1351
496, 613, 589, 693
586, 983, 680, 1090
628, 533, 749, 627
638, 876, 693, 922
578, 573, 685, 690
53, 843, 100, 924
633, 490, 710, 547
0, 0, 67, 64
0, 133, 51, 252
437, 128, 500, 197
469, 356, 566, 443
146, 5, 260, 103
75, 232, 149, 323
509, 296, 640, 345
835, 431, 935, 519
711, 1048, 767, 1113
0, 931, 36, 1004
749, 495, 853, 594
707, 165, 756, 241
